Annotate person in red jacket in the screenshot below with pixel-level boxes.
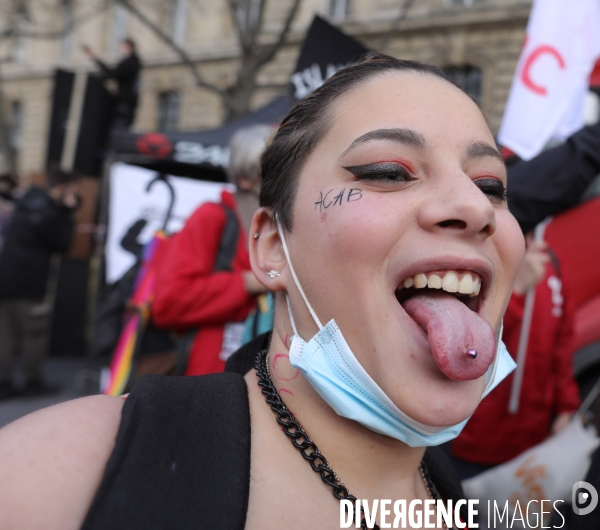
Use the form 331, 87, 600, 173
450, 236, 581, 478
151, 125, 273, 375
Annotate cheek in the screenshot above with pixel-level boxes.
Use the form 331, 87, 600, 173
301, 189, 412, 264
497, 211, 526, 274
493, 211, 526, 300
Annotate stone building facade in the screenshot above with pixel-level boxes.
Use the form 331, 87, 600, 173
0, 0, 532, 176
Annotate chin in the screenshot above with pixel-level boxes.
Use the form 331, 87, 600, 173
390, 375, 485, 428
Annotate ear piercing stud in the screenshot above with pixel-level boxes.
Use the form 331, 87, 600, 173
253, 232, 259, 239
268, 270, 280, 279
467, 349, 477, 359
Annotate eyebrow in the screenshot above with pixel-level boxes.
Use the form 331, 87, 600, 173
341, 128, 426, 157
466, 141, 504, 163
342, 128, 504, 164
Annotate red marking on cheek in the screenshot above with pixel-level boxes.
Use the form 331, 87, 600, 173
279, 388, 294, 396
284, 334, 289, 348
273, 353, 299, 381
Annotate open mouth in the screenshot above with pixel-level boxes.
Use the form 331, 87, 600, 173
395, 270, 484, 314
393, 269, 495, 382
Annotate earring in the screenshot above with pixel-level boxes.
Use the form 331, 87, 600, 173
253, 232, 259, 239
268, 270, 280, 279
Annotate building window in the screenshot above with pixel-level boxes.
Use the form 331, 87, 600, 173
444, 65, 483, 105
13, 16, 29, 63
61, 0, 75, 60
111, 2, 129, 55
10, 101, 23, 152
158, 91, 180, 132
169, 0, 187, 46
327, 0, 350, 20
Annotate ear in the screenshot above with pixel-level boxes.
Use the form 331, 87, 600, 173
249, 207, 287, 291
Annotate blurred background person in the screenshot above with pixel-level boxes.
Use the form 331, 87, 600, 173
449, 234, 581, 479
83, 38, 141, 129
151, 124, 274, 375
0, 174, 18, 252
0, 169, 79, 400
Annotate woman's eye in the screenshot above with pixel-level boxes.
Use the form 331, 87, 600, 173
474, 177, 507, 203
342, 162, 416, 183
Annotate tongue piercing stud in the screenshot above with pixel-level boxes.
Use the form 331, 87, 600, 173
467, 349, 477, 359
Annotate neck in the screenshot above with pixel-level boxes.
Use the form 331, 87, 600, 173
265, 320, 427, 500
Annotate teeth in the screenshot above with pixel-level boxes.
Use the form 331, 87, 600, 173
472, 277, 481, 297
414, 273, 428, 288
399, 270, 482, 297
458, 274, 474, 294
427, 274, 442, 289
441, 272, 459, 293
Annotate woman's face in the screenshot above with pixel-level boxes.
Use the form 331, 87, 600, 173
284, 72, 525, 427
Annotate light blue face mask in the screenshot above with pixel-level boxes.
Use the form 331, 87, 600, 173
277, 222, 516, 447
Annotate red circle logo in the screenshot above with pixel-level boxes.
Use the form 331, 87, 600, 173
136, 133, 173, 159
521, 44, 566, 96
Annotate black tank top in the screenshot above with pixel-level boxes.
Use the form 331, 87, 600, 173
81, 333, 467, 529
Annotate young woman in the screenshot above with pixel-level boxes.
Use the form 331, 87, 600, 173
0, 54, 524, 529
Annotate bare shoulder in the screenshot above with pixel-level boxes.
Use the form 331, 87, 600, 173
0, 395, 124, 530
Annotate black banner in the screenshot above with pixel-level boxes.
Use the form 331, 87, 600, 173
290, 15, 368, 100
109, 94, 292, 177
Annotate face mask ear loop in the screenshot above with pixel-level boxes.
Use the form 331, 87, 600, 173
286, 295, 299, 337
276, 217, 323, 330
483, 322, 504, 396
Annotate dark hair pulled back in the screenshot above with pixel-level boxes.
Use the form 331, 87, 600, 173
259, 52, 450, 231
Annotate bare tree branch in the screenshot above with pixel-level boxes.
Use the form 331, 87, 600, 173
117, 0, 223, 97
255, 0, 300, 69
378, 0, 416, 51
19, 2, 108, 40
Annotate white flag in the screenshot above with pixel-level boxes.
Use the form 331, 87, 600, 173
498, 0, 600, 160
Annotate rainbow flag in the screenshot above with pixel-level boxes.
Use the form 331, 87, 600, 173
104, 232, 169, 396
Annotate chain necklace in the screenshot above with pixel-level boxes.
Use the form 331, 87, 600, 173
255, 348, 443, 530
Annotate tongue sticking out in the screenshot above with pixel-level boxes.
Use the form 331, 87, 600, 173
403, 290, 496, 381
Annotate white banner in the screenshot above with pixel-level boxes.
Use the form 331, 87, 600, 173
498, 0, 600, 160
105, 162, 231, 284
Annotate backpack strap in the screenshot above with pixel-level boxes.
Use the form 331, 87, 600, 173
81, 373, 251, 530
214, 204, 240, 272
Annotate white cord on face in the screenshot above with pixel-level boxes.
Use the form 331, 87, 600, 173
276, 216, 323, 330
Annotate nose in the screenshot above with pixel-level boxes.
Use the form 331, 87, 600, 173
417, 173, 497, 239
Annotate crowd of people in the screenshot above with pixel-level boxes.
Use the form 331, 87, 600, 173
0, 48, 598, 529
0, 169, 79, 400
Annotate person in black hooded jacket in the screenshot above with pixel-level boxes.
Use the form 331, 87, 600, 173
0, 169, 78, 399
83, 38, 141, 129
